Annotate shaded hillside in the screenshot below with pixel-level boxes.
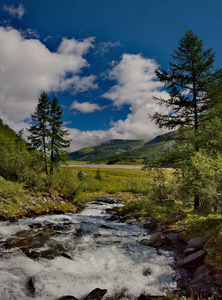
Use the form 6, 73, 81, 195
67, 139, 146, 161
0, 118, 43, 181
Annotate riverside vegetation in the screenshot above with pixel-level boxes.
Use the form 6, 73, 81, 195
1, 30, 222, 299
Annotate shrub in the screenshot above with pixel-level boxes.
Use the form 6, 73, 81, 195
95, 168, 102, 181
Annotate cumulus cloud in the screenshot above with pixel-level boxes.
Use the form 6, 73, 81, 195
3, 3, 25, 19
0, 25, 168, 152
70, 101, 104, 113
102, 53, 169, 138
67, 54, 169, 151
0, 26, 97, 126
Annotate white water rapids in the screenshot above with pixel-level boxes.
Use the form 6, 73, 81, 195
0, 201, 178, 300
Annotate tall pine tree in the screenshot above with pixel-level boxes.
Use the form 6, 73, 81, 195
48, 96, 71, 173
28, 92, 50, 174
28, 92, 71, 175
151, 30, 221, 142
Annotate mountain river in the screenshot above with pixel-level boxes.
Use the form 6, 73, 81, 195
0, 200, 178, 300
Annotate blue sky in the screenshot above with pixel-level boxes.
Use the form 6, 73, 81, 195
0, 0, 222, 150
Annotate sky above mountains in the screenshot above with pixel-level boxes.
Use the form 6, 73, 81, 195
0, 0, 222, 150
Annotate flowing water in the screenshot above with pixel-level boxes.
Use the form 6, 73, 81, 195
0, 201, 178, 300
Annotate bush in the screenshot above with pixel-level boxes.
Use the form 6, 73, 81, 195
77, 170, 84, 181
0, 176, 25, 200
95, 168, 102, 181
49, 168, 79, 197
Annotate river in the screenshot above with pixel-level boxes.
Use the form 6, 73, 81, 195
0, 200, 178, 300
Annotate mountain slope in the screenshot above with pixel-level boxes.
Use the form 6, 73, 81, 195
68, 131, 178, 163
68, 139, 146, 161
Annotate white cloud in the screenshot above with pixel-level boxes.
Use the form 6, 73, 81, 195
59, 75, 98, 93
58, 37, 95, 56
102, 53, 169, 139
67, 54, 169, 151
3, 3, 25, 19
95, 41, 121, 56
0, 26, 169, 152
70, 101, 104, 113
0, 26, 97, 125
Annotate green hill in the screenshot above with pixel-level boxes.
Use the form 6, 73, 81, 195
68, 131, 178, 164
67, 139, 146, 162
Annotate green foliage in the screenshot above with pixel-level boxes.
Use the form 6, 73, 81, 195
122, 196, 182, 221
48, 168, 79, 197
0, 118, 44, 183
0, 176, 25, 200
95, 168, 102, 180
77, 170, 84, 181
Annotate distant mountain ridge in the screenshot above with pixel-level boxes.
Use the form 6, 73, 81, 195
68, 139, 146, 162
68, 131, 177, 164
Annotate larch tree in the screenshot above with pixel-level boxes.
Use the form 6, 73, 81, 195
150, 30, 222, 209
151, 30, 221, 143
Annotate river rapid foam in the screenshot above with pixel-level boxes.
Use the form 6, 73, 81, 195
0, 201, 178, 300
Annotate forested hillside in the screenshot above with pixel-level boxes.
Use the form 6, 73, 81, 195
67, 131, 178, 164
0, 118, 43, 183
68, 139, 146, 162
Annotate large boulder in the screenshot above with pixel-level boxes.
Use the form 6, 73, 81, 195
186, 237, 203, 249
143, 220, 158, 231
177, 250, 206, 269
163, 232, 179, 245
6, 232, 49, 249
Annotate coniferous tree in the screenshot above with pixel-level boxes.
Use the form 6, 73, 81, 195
151, 30, 222, 143
48, 96, 71, 173
28, 92, 51, 174
151, 30, 222, 209
28, 93, 71, 175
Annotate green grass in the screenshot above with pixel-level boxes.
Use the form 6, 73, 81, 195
1, 164, 222, 274
65, 160, 91, 165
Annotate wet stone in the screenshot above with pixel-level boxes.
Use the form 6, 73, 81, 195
186, 237, 203, 249
83, 288, 107, 300
142, 267, 152, 276
163, 232, 179, 245
176, 250, 206, 269
27, 277, 36, 296
143, 220, 158, 231
55, 296, 79, 300
194, 264, 213, 278
22, 248, 60, 260
100, 224, 117, 230
6, 232, 49, 249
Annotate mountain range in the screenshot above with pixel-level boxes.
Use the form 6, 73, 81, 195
67, 131, 177, 164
